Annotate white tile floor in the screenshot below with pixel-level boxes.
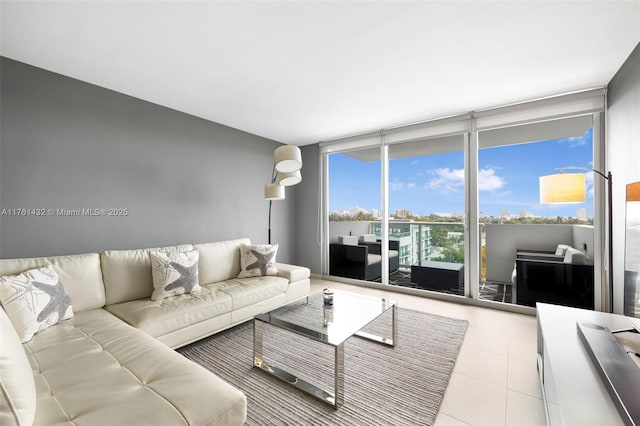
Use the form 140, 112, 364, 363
310, 278, 547, 426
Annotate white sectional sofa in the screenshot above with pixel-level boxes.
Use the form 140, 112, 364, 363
0, 238, 311, 426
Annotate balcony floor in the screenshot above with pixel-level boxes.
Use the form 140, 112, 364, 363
373, 268, 514, 304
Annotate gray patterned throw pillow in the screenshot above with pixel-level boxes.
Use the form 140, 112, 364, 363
150, 250, 201, 300
238, 244, 278, 278
0, 265, 74, 342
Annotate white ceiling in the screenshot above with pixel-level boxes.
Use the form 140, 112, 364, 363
1, 1, 639, 146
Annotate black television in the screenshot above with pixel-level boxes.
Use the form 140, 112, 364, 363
577, 320, 640, 425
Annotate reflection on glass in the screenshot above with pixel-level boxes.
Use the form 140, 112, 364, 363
255, 291, 395, 346
624, 181, 640, 318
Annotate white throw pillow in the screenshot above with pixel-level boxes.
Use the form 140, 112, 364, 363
238, 244, 278, 278
150, 250, 201, 300
0, 265, 74, 343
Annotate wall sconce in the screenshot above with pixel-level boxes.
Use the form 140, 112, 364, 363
539, 167, 613, 312
265, 145, 302, 244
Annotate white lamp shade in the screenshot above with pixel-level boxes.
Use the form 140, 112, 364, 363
264, 183, 285, 200
274, 145, 302, 173
539, 173, 586, 204
277, 170, 302, 186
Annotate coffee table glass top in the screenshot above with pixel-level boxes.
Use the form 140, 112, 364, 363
254, 290, 396, 346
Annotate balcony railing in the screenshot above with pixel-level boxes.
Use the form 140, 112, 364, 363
332, 220, 465, 268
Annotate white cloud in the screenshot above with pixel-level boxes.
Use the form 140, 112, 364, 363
586, 170, 595, 198
390, 179, 404, 191
426, 168, 465, 192
560, 135, 589, 148
426, 167, 506, 193
478, 168, 507, 192
390, 178, 417, 191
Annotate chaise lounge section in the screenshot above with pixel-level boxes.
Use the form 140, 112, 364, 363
0, 238, 310, 425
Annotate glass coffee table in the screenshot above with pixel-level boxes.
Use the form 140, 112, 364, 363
253, 289, 397, 409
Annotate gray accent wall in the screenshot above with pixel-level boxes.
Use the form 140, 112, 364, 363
295, 144, 322, 273
0, 57, 296, 261
607, 42, 640, 313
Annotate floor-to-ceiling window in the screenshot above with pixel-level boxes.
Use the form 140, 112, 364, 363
321, 89, 606, 312
478, 118, 595, 307
327, 147, 382, 282
385, 136, 466, 296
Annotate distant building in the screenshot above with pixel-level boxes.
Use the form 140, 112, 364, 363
577, 208, 588, 221
394, 209, 412, 218
372, 221, 431, 266
520, 209, 534, 218
501, 209, 511, 219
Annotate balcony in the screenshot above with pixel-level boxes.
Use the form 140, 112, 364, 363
329, 220, 595, 307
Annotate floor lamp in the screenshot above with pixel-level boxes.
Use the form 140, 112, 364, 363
264, 145, 302, 244
539, 167, 613, 312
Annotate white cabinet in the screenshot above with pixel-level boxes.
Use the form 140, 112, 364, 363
537, 303, 640, 425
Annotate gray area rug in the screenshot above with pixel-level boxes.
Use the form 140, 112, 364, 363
178, 307, 468, 425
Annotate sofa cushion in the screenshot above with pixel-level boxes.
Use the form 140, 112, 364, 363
275, 263, 311, 282
367, 254, 382, 265
0, 265, 73, 342
216, 276, 289, 310
0, 307, 36, 426
150, 250, 201, 300
0, 253, 104, 313
238, 244, 278, 278
101, 244, 193, 305
194, 238, 249, 284
105, 285, 233, 338
25, 309, 246, 425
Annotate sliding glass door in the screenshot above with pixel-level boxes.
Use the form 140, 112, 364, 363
327, 147, 382, 283
325, 134, 468, 295
478, 117, 596, 307
386, 136, 466, 296
321, 89, 607, 311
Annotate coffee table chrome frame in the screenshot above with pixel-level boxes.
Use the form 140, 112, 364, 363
252, 302, 397, 409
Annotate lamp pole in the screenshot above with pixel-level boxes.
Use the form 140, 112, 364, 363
268, 200, 273, 245
555, 167, 613, 312
605, 171, 613, 313
264, 145, 303, 246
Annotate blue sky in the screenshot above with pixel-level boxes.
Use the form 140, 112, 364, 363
329, 128, 594, 218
